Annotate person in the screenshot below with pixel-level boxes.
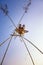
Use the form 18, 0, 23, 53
23, 24, 25, 29
19, 24, 21, 29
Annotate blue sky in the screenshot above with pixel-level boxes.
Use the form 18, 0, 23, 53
0, 0, 43, 65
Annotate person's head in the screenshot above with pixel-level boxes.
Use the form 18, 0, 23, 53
19, 24, 21, 27
23, 24, 25, 28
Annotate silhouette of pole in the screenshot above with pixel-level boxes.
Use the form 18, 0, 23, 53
0, 4, 16, 28
23, 37, 43, 54
21, 36, 35, 65
17, 12, 25, 26
7, 14, 17, 28
17, 0, 31, 26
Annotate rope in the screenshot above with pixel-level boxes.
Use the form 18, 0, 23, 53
23, 37, 43, 54
0, 36, 12, 65
0, 37, 10, 47
21, 36, 35, 65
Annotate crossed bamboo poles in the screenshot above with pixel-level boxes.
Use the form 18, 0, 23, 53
0, 0, 43, 65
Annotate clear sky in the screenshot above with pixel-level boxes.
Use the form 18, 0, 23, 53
0, 0, 43, 65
